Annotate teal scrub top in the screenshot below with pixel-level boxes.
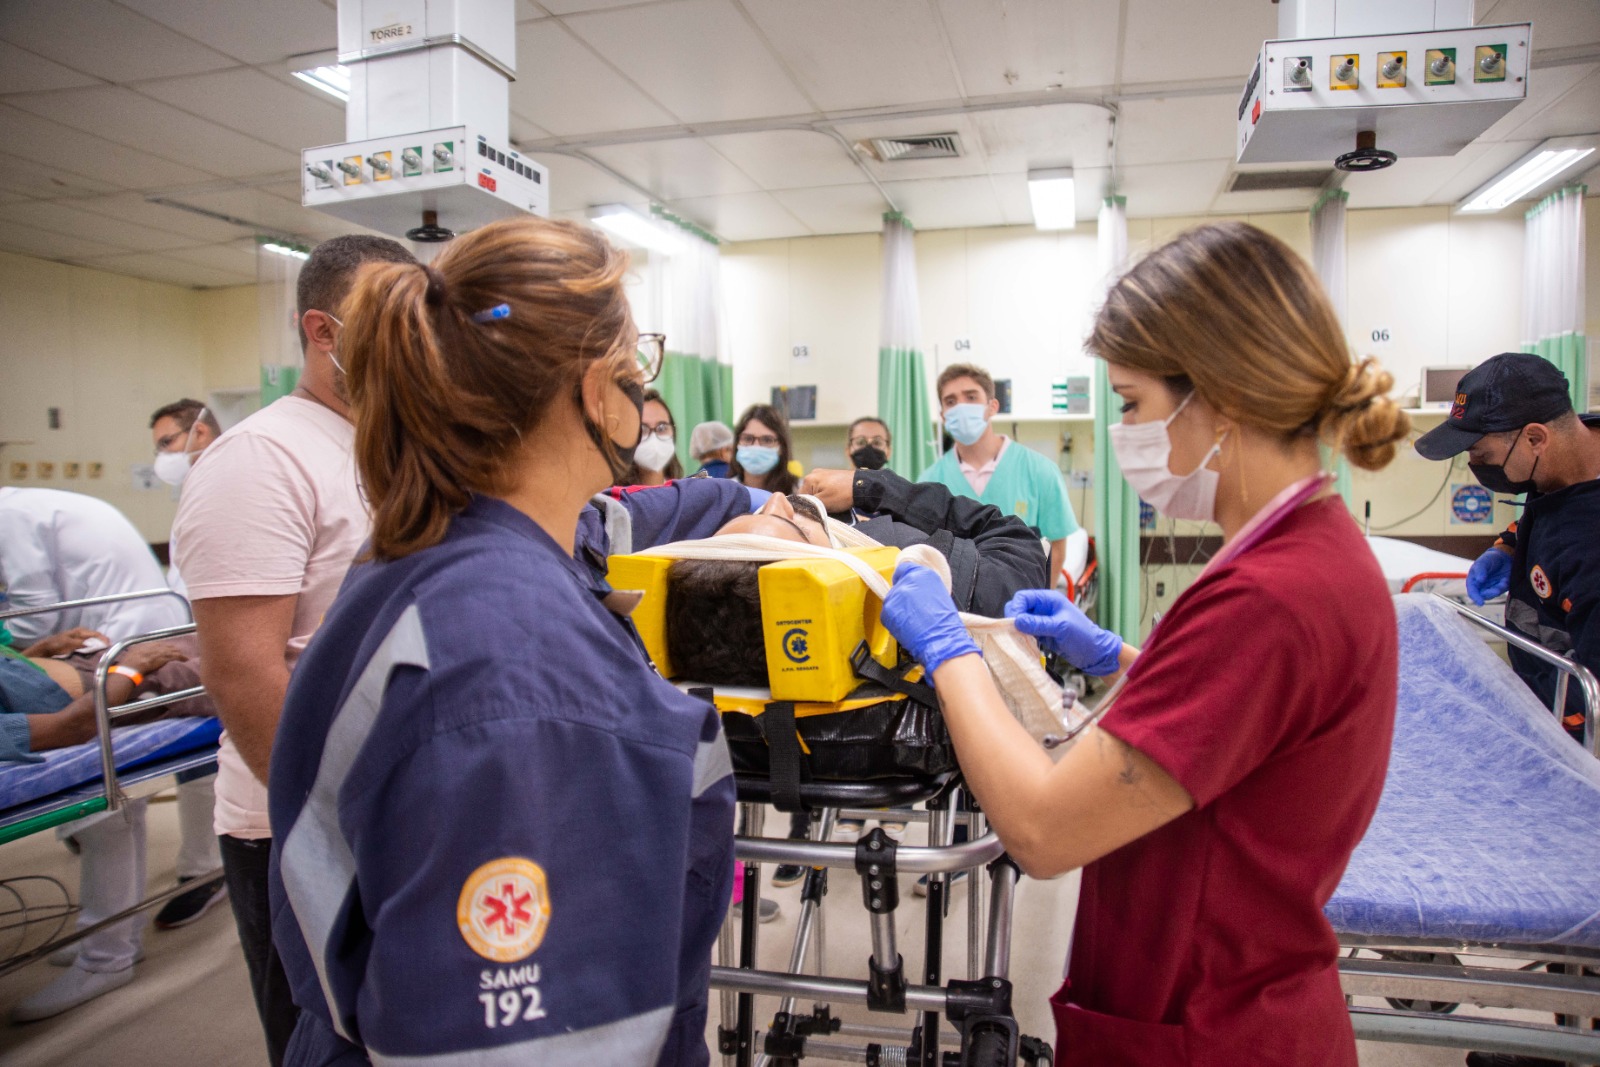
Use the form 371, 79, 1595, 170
919, 440, 1078, 541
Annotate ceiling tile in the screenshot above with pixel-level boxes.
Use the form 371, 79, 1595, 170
0, 199, 209, 252
114, 0, 335, 66
69, 192, 261, 243
770, 183, 890, 235
1120, 0, 1275, 87
702, 130, 868, 191
1209, 187, 1326, 215
0, 40, 102, 93
160, 240, 262, 276
969, 105, 1114, 174
0, 103, 204, 189
133, 68, 345, 153
509, 113, 555, 143
585, 138, 760, 201
1480, 0, 1600, 48
0, 155, 121, 199
935, 0, 1121, 96
73, 249, 255, 288
0, 0, 237, 83
1115, 95, 1238, 167
1497, 67, 1600, 144
663, 191, 810, 241
1402, 139, 1544, 207
532, 151, 649, 213
1476, 63, 1594, 143
1098, 159, 1234, 217
879, 175, 1006, 230
564, 0, 813, 124
517, 1, 552, 20
0, 219, 127, 262
739, 0, 962, 111
987, 172, 1037, 226
511, 20, 679, 135
540, 0, 659, 13
8, 86, 299, 179
156, 187, 323, 241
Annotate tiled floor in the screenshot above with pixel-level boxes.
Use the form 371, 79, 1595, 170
0, 801, 1497, 1066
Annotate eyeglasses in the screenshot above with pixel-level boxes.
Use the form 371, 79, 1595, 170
640, 421, 674, 441
738, 433, 780, 448
636, 333, 665, 383
848, 435, 889, 450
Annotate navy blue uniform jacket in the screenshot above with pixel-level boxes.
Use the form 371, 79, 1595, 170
269, 479, 750, 1066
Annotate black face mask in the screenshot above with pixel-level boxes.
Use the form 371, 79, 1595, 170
583, 376, 646, 483
1468, 428, 1541, 496
849, 445, 888, 471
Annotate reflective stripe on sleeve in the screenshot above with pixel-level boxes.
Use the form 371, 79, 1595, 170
691, 728, 733, 800
279, 604, 431, 1041
371, 1004, 673, 1067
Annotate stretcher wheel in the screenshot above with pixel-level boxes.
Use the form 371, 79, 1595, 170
1378, 950, 1462, 1014
961, 1027, 1012, 1067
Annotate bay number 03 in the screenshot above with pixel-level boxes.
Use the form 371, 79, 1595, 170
479, 988, 546, 1029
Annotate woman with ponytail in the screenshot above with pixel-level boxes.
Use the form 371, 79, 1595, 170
268, 217, 741, 1067
877, 221, 1410, 1066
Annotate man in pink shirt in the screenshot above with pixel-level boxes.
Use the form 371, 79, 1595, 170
172, 235, 414, 1066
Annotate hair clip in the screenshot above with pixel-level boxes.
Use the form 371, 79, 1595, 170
472, 303, 511, 324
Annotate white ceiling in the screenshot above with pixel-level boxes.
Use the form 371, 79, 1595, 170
0, 0, 1595, 288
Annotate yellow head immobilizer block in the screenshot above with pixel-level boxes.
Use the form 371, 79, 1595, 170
607, 546, 900, 703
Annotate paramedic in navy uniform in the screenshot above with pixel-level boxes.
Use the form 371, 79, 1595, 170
268, 217, 744, 1067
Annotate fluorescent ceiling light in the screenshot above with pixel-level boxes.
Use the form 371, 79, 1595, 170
1027, 169, 1076, 230
590, 204, 685, 255
261, 241, 310, 261
292, 64, 351, 102
1459, 137, 1598, 213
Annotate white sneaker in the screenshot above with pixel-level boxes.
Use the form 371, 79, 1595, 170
48, 944, 144, 968
10, 965, 134, 1022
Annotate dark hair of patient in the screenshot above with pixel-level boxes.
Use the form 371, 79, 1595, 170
665, 559, 768, 686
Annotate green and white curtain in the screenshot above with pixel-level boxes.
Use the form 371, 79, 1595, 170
257, 238, 307, 405
1091, 196, 1142, 643
655, 222, 733, 469
1311, 188, 1355, 503
1522, 185, 1588, 410
877, 211, 936, 479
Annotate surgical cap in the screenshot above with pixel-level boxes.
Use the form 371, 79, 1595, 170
689, 421, 735, 460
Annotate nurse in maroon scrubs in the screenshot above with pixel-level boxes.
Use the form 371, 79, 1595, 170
880, 220, 1411, 1067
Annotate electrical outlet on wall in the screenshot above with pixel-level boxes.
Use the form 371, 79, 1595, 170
63, 461, 80, 479
9, 462, 27, 480
36, 461, 54, 479
87, 462, 103, 479
1068, 471, 1092, 489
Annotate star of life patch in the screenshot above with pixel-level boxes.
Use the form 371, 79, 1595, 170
1530, 564, 1553, 601
457, 858, 551, 962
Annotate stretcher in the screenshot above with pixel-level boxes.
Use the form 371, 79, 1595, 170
0, 592, 223, 977
1327, 593, 1600, 1061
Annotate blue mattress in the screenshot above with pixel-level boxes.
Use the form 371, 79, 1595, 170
1327, 595, 1600, 948
0, 717, 221, 812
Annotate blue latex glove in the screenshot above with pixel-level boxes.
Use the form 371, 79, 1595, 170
1466, 547, 1512, 606
745, 487, 773, 512
1005, 589, 1123, 677
882, 561, 980, 676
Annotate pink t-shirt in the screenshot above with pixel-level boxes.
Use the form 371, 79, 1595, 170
958, 436, 1009, 496
172, 396, 368, 838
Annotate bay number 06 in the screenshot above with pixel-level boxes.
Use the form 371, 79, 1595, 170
480, 988, 546, 1029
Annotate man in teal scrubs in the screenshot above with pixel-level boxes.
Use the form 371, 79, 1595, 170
919, 362, 1076, 584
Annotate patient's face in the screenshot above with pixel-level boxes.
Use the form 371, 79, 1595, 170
715, 492, 829, 546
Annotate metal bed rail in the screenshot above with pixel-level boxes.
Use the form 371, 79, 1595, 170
1434, 593, 1600, 756
0, 587, 193, 626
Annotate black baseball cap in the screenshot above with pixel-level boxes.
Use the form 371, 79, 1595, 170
1414, 352, 1574, 460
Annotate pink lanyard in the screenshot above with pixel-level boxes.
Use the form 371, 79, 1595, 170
1200, 472, 1334, 579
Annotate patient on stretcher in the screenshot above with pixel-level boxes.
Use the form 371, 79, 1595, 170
0, 627, 209, 761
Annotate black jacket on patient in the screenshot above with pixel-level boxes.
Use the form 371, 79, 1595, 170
665, 469, 1049, 687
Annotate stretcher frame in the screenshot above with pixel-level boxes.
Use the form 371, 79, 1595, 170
0, 592, 225, 978
710, 773, 1052, 1067
1335, 594, 1600, 1062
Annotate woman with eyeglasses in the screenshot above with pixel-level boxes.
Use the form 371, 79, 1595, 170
730, 403, 798, 495
267, 219, 748, 1067
620, 388, 685, 486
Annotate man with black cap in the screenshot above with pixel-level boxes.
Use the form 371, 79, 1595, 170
1416, 352, 1600, 750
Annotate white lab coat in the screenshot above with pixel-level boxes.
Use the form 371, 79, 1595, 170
0, 487, 187, 642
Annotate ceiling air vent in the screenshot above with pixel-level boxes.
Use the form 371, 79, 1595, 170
858, 133, 963, 163
1226, 169, 1333, 192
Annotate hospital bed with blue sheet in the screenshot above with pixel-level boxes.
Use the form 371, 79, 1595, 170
1329, 593, 1600, 1062
0, 592, 223, 977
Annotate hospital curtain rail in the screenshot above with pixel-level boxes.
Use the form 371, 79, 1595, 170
1521, 184, 1588, 411
1092, 196, 1143, 644
877, 211, 937, 481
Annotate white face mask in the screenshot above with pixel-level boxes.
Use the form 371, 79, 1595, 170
633, 433, 677, 474
152, 407, 208, 487
1107, 392, 1228, 522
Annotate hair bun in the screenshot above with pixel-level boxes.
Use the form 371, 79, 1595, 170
423, 265, 447, 306
1319, 356, 1411, 471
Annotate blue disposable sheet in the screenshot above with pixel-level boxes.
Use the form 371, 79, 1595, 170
1326, 594, 1600, 948
0, 717, 220, 812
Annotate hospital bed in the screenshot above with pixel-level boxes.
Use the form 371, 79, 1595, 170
1328, 593, 1600, 1062
0, 591, 223, 977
